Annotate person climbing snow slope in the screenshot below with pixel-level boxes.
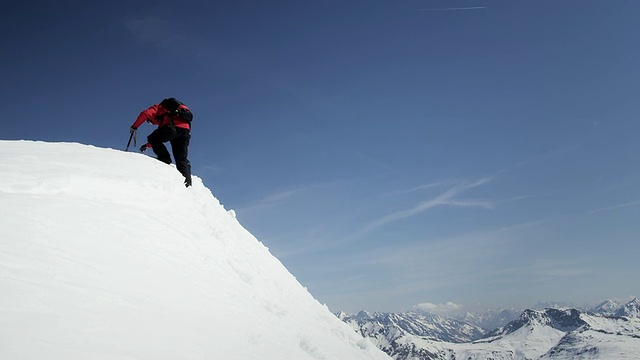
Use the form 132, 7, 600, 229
130, 98, 193, 187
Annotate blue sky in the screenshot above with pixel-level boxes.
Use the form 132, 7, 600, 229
2, 0, 639, 313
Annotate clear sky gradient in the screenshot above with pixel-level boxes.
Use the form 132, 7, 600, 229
2, 0, 639, 313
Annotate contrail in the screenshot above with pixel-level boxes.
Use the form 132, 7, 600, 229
419, 6, 486, 11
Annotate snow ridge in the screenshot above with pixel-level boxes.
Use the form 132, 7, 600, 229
0, 140, 390, 360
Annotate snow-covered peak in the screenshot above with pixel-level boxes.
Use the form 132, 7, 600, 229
340, 309, 484, 344
486, 308, 587, 339
590, 299, 621, 315
616, 298, 640, 318
0, 140, 390, 360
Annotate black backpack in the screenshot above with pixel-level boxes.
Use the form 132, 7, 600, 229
160, 98, 193, 123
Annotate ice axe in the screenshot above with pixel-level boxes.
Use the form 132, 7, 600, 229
125, 128, 137, 151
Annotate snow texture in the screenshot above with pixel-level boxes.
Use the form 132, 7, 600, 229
0, 140, 391, 360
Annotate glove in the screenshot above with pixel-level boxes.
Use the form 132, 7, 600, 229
130, 126, 136, 135
140, 144, 148, 152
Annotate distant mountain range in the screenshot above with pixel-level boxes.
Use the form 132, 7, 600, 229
338, 298, 640, 359
337, 310, 485, 344
453, 308, 522, 331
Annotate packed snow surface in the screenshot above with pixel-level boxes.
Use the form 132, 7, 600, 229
0, 140, 390, 360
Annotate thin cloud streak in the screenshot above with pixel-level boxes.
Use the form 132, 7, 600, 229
446, 199, 495, 209
396, 181, 448, 194
495, 218, 551, 233
494, 144, 582, 177
315, 228, 514, 302
236, 187, 308, 213
363, 176, 493, 233
317, 235, 596, 310
276, 161, 538, 257
236, 179, 352, 216
261, 188, 305, 203
491, 258, 598, 283
589, 200, 640, 214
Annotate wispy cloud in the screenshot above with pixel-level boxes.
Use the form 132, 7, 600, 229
269, 150, 552, 258
419, 6, 486, 12
309, 227, 515, 306
274, 176, 500, 257
395, 181, 448, 194
445, 198, 495, 209
353, 226, 509, 269
237, 179, 353, 216
238, 187, 308, 212
496, 144, 582, 177
261, 188, 306, 203
414, 301, 463, 314
498, 258, 598, 283
499, 194, 535, 203
588, 200, 640, 214
362, 176, 493, 233
198, 164, 224, 176
318, 234, 596, 309
274, 166, 537, 258
495, 218, 551, 233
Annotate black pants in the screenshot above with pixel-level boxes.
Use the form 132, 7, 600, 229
147, 126, 192, 186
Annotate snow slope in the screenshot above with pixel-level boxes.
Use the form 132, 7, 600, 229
0, 140, 390, 360
541, 313, 640, 359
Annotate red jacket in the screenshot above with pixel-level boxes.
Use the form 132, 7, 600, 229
131, 103, 192, 130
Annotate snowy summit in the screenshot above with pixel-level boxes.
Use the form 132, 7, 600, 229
0, 140, 390, 360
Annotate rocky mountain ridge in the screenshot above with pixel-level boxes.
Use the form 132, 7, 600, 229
339, 298, 640, 359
